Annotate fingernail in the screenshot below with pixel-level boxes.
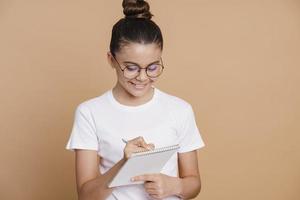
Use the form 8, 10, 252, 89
131, 178, 135, 181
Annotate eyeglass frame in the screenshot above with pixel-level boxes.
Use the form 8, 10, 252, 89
111, 55, 165, 79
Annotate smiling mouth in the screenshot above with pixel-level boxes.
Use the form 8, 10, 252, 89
130, 82, 148, 89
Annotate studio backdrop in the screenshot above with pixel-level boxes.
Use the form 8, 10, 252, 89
0, 0, 299, 200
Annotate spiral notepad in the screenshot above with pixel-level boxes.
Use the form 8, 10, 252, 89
108, 144, 180, 188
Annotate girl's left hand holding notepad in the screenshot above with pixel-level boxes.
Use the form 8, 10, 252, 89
122, 136, 155, 159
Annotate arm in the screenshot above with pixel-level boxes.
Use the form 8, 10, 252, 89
75, 136, 154, 200
75, 150, 126, 200
132, 150, 201, 199
176, 150, 201, 199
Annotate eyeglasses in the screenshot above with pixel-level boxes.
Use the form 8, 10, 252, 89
112, 55, 164, 79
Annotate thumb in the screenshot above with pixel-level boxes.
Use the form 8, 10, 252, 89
147, 143, 155, 150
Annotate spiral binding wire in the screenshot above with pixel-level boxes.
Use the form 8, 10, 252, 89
132, 144, 180, 157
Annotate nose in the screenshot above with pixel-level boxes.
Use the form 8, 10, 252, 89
136, 68, 148, 81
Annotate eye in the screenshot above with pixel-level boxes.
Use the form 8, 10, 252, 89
147, 64, 159, 71
125, 65, 139, 71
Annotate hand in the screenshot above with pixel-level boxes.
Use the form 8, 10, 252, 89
123, 136, 155, 159
131, 173, 181, 200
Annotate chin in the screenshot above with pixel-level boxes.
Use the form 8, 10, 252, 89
126, 82, 153, 97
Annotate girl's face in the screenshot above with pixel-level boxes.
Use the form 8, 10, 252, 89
108, 42, 162, 99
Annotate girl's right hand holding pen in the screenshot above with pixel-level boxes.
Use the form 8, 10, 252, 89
123, 136, 155, 159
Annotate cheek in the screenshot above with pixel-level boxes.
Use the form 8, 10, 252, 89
115, 70, 130, 83
115, 69, 124, 79
150, 77, 158, 82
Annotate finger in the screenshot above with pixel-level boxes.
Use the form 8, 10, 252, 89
130, 136, 145, 146
134, 146, 151, 152
131, 136, 144, 143
128, 136, 142, 144
136, 137, 149, 149
147, 143, 155, 150
144, 182, 157, 190
131, 136, 153, 150
145, 188, 158, 195
124, 145, 147, 159
149, 194, 162, 200
131, 174, 158, 182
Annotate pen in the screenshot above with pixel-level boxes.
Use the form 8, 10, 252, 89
122, 138, 153, 150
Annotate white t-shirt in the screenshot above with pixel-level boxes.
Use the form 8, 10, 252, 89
66, 87, 205, 200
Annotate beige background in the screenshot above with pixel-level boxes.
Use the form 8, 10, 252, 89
1, 0, 299, 199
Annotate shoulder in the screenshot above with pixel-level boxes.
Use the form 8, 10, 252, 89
156, 88, 193, 114
75, 90, 110, 114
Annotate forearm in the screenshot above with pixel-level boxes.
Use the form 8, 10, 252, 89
78, 158, 126, 200
175, 176, 201, 199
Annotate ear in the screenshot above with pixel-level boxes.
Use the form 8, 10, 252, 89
107, 52, 115, 69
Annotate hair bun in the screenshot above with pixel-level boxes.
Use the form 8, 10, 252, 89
122, 0, 153, 20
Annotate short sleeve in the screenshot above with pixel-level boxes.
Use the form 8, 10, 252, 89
177, 105, 205, 153
66, 104, 99, 151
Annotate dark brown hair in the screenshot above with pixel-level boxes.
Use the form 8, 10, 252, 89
109, 0, 163, 56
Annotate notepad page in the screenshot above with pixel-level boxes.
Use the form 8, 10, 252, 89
108, 145, 179, 188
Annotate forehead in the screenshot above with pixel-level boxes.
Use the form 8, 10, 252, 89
116, 43, 162, 64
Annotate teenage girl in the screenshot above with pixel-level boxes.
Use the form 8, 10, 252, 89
66, 0, 205, 199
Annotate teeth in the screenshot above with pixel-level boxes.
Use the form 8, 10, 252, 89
131, 82, 146, 89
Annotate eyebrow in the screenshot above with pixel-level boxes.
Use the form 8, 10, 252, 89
122, 60, 161, 66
